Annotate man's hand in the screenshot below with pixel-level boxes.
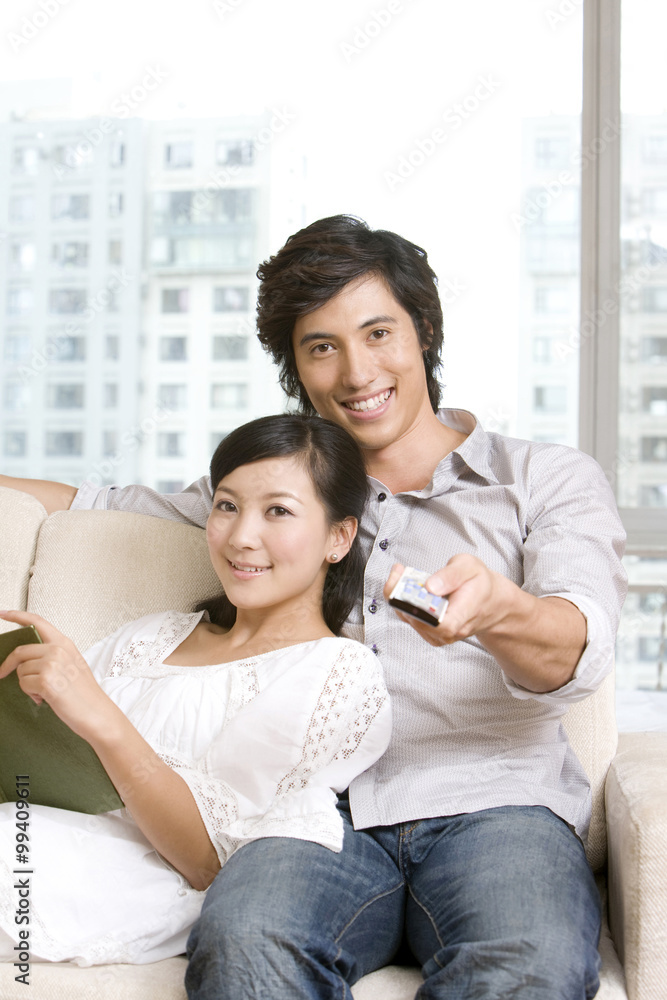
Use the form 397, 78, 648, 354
0, 610, 115, 741
0, 475, 77, 513
383, 557, 587, 693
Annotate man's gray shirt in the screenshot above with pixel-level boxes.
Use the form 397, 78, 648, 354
74, 410, 627, 841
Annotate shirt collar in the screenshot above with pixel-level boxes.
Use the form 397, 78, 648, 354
431, 408, 500, 489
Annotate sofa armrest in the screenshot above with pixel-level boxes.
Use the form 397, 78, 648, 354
605, 732, 667, 1000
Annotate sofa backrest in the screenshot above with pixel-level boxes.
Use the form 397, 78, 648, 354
0, 487, 616, 869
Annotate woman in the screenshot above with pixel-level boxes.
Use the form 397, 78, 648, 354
0, 414, 390, 966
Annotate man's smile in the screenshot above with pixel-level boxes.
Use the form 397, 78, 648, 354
341, 389, 393, 413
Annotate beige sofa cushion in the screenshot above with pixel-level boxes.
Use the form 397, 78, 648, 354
0, 488, 47, 632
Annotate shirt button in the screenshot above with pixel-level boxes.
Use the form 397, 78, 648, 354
369, 601, 378, 614
377, 492, 387, 502
379, 539, 389, 551
371, 644, 379, 655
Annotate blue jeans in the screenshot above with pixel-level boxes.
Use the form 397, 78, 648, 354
186, 802, 601, 999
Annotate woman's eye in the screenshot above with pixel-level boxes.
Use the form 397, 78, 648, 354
268, 505, 290, 517
216, 500, 236, 512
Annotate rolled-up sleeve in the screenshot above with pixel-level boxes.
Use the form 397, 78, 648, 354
71, 476, 213, 528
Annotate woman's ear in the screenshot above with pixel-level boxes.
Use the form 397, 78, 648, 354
421, 320, 434, 351
327, 517, 357, 563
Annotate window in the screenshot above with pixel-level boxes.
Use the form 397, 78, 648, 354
161, 288, 189, 313
641, 437, 667, 462
534, 386, 567, 414
640, 485, 667, 507
216, 140, 254, 166
105, 335, 120, 361
9, 195, 35, 223
50, 335, 86, 362
642, 387, 667, 415
49, 289, 87, 314
638, 636, 662, 661
534, 286, 572, 314
532, 337, 553, 363
7, 288, 33, 316
51, 194, 90, 220
46, 384, 85, 409
535, 137, 571, 171
156, 480, 185, 493
108, 240, 123, 265
164, 141, 193, 168
213, 286, 250, 312
102, 430, 118, 457
110, 142, 125, 167
4, 335, 31, 363
642, 188, 667, 216
210, 431, 227, 452
52, 242, 89, 268
3, 431, 27, 457
104, 383, 118, 408
108, 192, 124, 217
45, 431, 83, 457
211, 383, 248, 408
642, 288, 667, 313
641, 337, 667, 364
644, 135, 667, 164
157, 384, 187, 410
157, 432, 185, 457
53, 143, 93, 170
12, 147, 39, 175
159, 336, 188, 361
10, 242, 35, 272
4, 384, 31, 412
212, 335, 248, 361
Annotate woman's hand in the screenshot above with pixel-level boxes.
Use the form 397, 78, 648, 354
0, 610, 116, 742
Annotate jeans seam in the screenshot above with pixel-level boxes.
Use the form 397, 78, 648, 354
333, 880, 405, 945
407, 884, 445, 962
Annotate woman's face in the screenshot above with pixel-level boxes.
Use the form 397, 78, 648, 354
206, 454, 354, 621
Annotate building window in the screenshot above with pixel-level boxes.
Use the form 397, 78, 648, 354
49, 335, 86, 362
51, 194, 90, 220
105, 335, 120, 360
210, 431, 227, 453
102, 430, 118, 457
164, 141, 193, 169
642, 188, 667, 216
9, 195, 35, 223
3, 430, 27, 457
209, 188, 253, 223
156, 480, 185, 493
642, 287, 667, 313
53, 143, 93, 170
4, 334, 31, 363
110, 142, 125, 167
641, 437, 667, 462
644, 135, 667, 164
4, 384, 31, 411
52, 241, 89, 268
49, 289, 87, 315
215, 140, 254, 167
159, 336, 188, 361
532, 337, 553, 363
161, 288, 189, 313
638, 636, 662, 661
47, 383, 85, 409
534, 286, 571, 314
103, 383, 118, 408
211, 383, 248, 408
534, 386, 567, 413
108, 192, 124, 218
213, 286, 250, 312
535, 136, 571, 170
45, 431, 83, 457
157, 384, 187, 410
108, 240, 123, 265
10, 242, 36, 272
642, 387, 667, 415
639, 485, 667, 507
7, 288, 33, 316
12, 147, 39, 175
212, 335, 248, 361
641, 337, 667, 364
157, 432, 185, 457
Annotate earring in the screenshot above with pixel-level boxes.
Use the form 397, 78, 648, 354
329, 553, 339, 562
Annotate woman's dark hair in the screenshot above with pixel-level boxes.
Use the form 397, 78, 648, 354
256, 214, 444, 414
195, 413, 370, 636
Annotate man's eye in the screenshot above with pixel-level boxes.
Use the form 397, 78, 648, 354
369, 328, 388, 340
311, 342, 333, 354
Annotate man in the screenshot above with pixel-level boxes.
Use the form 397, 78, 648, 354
1, 215, 626, 998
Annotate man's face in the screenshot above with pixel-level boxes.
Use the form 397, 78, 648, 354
292, 274, 434, 456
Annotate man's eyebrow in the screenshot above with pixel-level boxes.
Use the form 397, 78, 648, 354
297, 314, 398, 347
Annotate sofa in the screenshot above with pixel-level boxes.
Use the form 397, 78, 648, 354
1, 484, 666, 1000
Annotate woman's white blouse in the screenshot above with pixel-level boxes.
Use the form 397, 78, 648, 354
0, 611, 390, 966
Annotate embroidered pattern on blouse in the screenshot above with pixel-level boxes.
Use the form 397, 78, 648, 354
107, 611, 202, 678
276, 642, 386, 796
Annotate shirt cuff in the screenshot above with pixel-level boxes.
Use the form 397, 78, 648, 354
502, 592, 614, 705
70, 480, 115, 511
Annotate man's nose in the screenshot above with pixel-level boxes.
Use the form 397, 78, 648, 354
340, 344, 378, 389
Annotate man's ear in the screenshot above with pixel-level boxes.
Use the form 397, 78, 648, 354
328, 517, 358, 562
